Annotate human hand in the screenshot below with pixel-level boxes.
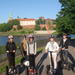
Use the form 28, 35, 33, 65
13, 50, 15, 53
6, 51, 9, 53
62, 48, 65, 50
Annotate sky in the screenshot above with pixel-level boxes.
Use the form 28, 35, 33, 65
0, 0, 61, 23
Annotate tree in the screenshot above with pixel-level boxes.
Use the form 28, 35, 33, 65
0, 19, 20, 32
56, 0, 75, 34
0, 23, 11, 32
35, 18, 46, 30
7, 19, 20, 30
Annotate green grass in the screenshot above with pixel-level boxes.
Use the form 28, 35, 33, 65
0, 29, 34, 36
0, 46, 5, 55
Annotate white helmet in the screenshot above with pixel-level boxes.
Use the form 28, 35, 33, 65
27, 34, 34, 38
8, 35, 13, 39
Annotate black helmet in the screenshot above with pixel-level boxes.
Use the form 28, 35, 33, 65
49, 35, 55, 39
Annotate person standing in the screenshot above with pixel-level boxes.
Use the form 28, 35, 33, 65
27, 35, 37, 69
45, 36, 59, 72
6, 35, 16, 72
21, 35, 27, 56
59, 34, 71, 65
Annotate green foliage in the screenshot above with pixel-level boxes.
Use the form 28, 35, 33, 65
56, 0, 75, 34
0, 29, 34, 36
8, 19, 20, 26
36, 18, 46, 25
0, 23, 11, 32
42, 27, 46, 30
0, 46, 5, 54
0, 19, 20, 32
35, 18, 46, 30
35, 24, 40, 30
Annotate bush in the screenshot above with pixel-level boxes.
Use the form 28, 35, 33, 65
0, 46, 5, 54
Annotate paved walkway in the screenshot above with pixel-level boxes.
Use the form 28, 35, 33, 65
20, 46, 75, 75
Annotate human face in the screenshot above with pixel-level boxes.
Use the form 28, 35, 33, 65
9, 38, 13, 42
30, 38, 33, 42
50, 38, 54, 42
63, 35, 67, 39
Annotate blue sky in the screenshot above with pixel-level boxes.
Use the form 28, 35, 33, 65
0, 0, 61, 23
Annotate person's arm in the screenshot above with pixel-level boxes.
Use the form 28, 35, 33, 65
6, 42, 9, 53
45, 43, 49, 53
26, 43, 29, 55
34, 42, 37, 55
54, 42, 59, 53
59, 39, 62, 48
13, 42, 17, 53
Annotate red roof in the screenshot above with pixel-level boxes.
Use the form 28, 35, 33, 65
16, 18, 36, 21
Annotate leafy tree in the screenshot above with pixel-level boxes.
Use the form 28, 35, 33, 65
35, 18, 46, 30
56, 0, 75, 34
0, 19, 20, 32
0, 23, 11, 32
8, 19, 20, 27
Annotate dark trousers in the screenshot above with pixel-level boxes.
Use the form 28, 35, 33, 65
23, 51, 27, 56
7, 53, 15, 68
29, 54, 35, 69
60, 50, 68, 64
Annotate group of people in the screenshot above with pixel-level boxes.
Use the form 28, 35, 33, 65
45, 34, 70, 73
6, 34, 70, 73
6, 34, 37, 72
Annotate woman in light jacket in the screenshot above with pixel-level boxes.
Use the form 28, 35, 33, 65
21, 35, 27, 56
27, 35, 37, 69
45, 36, 59, 72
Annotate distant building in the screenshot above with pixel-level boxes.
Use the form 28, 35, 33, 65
14, 17, 56, 29
16, 18, 36, 29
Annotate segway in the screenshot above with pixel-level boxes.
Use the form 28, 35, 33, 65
60, 50, 71, 70
6, 65, 17, 75
23, 56, 37, 75
46, 51, 55, 75
5, 52, 20, 75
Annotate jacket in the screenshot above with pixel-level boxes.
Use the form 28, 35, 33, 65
27, 41, 37, 55
6, 42, 16, 52
59, 38, 70, 49
45, 41, 59, 52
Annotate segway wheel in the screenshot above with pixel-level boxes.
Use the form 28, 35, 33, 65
73, 67, 75, 72
16, 68, 20, 75
25, 67, 29, 75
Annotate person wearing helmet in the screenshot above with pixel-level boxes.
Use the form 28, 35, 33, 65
45, 36, 59, 72
6, 35, 17, 72
59, 34, 71, 67
21, 35, 27, 56
27, 35, 37, 69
